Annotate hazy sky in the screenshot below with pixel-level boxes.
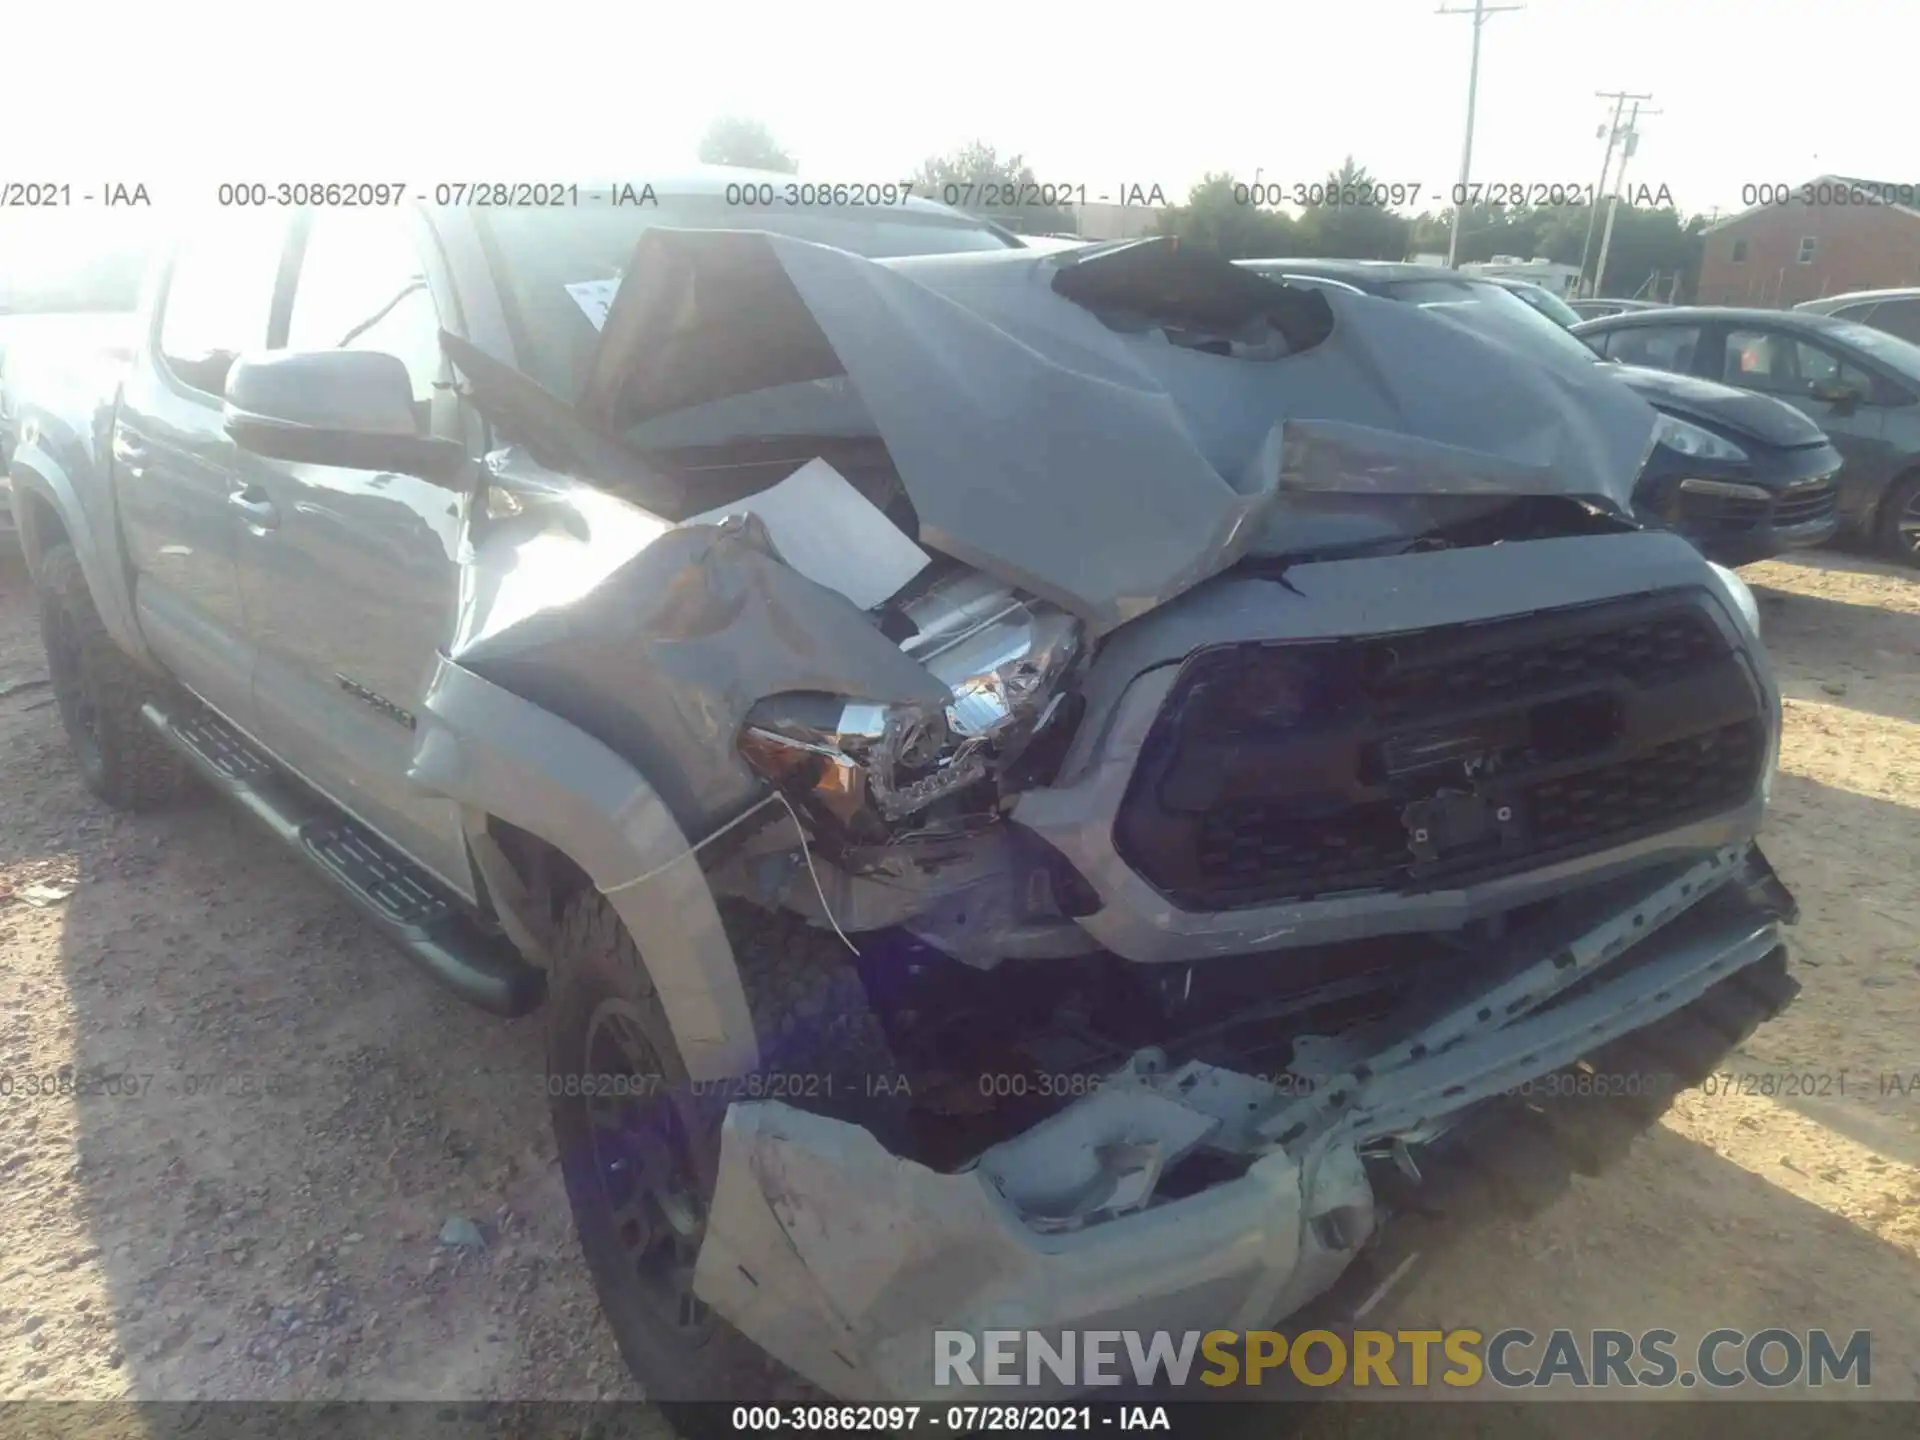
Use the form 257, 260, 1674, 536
9, 0, 1908, 224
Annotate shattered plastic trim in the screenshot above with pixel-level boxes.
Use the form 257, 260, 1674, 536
695, 851, 1789, 1401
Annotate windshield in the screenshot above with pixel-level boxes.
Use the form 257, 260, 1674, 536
476, 195, 1018, 402
1822, 318, 1920, 380
1384, 278, 1605, 368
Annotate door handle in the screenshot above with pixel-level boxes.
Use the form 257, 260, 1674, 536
229, 489, 280, 530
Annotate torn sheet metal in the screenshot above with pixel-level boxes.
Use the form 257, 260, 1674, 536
450, 448, 949, 836
694, 866, 1793, 1400
564, 278, 620, 330
682, 455, 930, 611
1277, 416, 1581, 497
570, 231, 1659, 635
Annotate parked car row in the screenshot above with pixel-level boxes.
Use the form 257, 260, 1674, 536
1571, 306, 1920, 565
1237, 259, 1846, 567
1481, 275, 1920, 569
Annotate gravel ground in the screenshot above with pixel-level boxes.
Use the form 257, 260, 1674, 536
1, 545, 1916, 1428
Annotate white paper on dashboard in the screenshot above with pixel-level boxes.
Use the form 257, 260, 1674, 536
683, 456, 931, 612
564, 278, 621, 330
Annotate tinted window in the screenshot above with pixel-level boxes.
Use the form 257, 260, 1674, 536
1819, 319, 1920, 386
287, 211, 443, 408
1720, 328, 1792, 388
157, 214, 291, 394
1860, 298, 1920, 346
1721, 327, 1877, 397
1831, 301, 1880, 327
1602, 324, 1702, 372
477, 194, 1016, 400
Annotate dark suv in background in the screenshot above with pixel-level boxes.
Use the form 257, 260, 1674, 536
1572, 306, 1920, 566
1241, 260, 1843, 566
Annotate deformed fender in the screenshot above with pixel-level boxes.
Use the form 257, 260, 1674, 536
408, 654, 758, 1080
9, 438, 154, 665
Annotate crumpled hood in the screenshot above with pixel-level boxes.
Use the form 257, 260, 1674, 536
1612, 363, 1828, 448
491, 235, 1662, 635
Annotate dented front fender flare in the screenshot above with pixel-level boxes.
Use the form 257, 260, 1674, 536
409, 654, 758, 1080
9, 440, 154, 665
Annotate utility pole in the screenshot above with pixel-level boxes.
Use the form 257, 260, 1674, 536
1578, 90, 1653, 296
1592, 100, 1661, 301
1438, 0, 1524, 268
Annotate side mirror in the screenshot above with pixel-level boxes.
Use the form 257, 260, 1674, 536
223, 349, 469, 484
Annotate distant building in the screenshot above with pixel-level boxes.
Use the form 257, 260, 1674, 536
1697, 175, 1920, 307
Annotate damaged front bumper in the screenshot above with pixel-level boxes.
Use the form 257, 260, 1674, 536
693, 844, 1797, 1402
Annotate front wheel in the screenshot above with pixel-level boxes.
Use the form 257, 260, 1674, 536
1875, 471, 1920, 568
35, 543, 187, 810
545, 889, 902, 1414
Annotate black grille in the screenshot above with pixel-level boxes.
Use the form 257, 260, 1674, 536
1675, 477, 1838, 534
1677, 488, 1770, 532
1529, 722, 1762, 846
1366, 611, 1724, 723
1772, 478, 1839, 528
1114, 592, 1767, 911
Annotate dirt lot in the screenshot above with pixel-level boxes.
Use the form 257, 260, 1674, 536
1, 545, 1916, 1426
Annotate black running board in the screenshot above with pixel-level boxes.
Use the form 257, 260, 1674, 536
142, 700, 545, 1017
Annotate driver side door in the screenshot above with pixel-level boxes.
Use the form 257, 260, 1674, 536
1709, 323, 1899, 526
235, 209, 477, 898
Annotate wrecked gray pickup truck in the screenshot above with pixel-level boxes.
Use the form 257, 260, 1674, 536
7, 184, 1798, 1413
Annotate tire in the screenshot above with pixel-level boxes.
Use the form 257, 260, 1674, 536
35, 543, 187, 810
1874, 470, 1920, 568
545, 889, 904, 1419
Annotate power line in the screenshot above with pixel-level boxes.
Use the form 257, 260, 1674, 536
1592, 100, 1662, 298
1577, 90, 1654, 296
1438, 0, 1525, 268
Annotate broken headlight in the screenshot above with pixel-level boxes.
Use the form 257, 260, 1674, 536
739, 597, 1082, 843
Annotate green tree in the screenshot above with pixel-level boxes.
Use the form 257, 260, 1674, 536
696, 116, 797, 173
1404, 198, 1703, 298
913, 142, 1073, 233
1154, 172, 1300, 258
1581, 205, 1704, 300
1293, 157, 1413, 260
1409, 202, 1546, 263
